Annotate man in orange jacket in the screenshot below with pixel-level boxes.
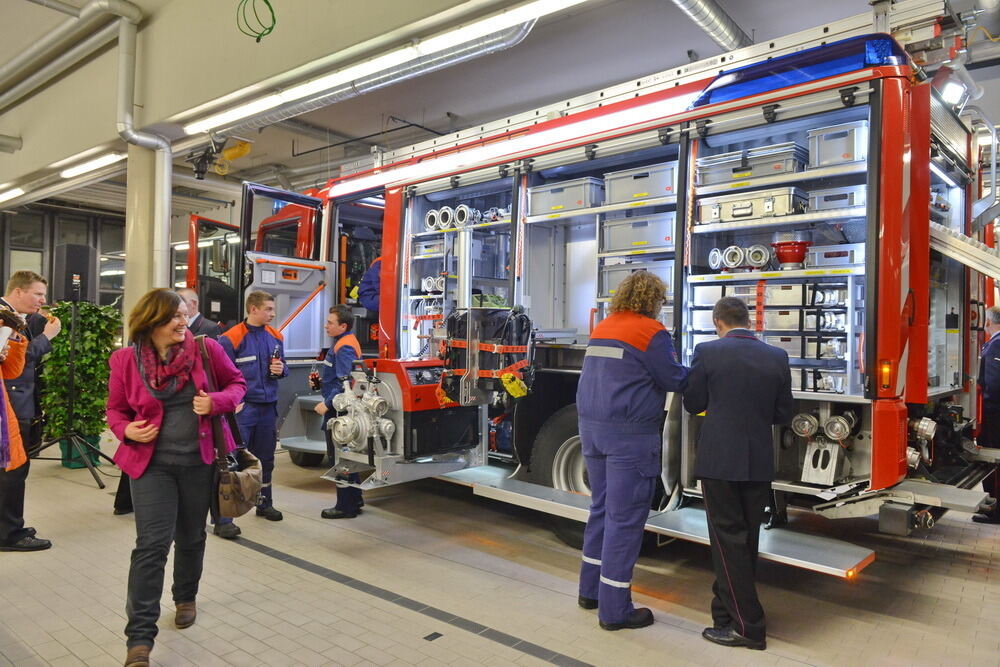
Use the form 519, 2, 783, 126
0, 329, 46, 551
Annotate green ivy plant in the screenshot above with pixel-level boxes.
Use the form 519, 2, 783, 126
41, 300, 121, 439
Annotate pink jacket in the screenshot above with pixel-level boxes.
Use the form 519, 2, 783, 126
106, 336, 247, 479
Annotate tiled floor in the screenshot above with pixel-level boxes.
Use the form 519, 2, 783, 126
3, 445, 1000, 667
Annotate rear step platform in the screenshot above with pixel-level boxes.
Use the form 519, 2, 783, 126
441, 465, 874, 579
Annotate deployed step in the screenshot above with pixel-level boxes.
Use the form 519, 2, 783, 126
890, 479, 989, 513
644, 507, 874, 578
472, 476, 592, 522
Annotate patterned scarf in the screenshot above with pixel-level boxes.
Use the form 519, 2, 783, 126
135, 329, 197, 400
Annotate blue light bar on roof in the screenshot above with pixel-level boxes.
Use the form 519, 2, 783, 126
690, 34, 909, 109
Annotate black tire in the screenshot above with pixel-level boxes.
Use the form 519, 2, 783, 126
287, 450, 326, 467
527, 404, 589, 548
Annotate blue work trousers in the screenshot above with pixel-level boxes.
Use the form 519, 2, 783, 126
218, 401, 277, 526
578, 425, 659, 625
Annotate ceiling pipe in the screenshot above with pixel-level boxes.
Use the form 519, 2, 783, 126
0, 134, 23, 153
0, 0, 142, 93
272, 118, 373, 147
171, 171, 244, 199
668, 0, 752, 51
116, 17, 172, 287
0, 162, 127, 210
213, 20, 537, 136
24, 0, 81, 17
0, 21, 119, 112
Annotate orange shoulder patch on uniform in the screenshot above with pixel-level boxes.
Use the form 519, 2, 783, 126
221, 322, 249, 350
334, 333, 362, 357
590, 312, 664, 352
265, 325, 284, 341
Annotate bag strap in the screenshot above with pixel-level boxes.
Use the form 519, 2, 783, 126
195, 336, 245, 465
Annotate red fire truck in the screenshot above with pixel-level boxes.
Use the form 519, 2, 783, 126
226, 1, 1000, 579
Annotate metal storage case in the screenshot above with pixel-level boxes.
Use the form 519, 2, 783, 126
697, 186, 808, 224
604, 162, 677, 203
807, 120, 869, 167
599, 259, 673, 297
528, 177, 604, 216
601, 213, 675, 253
808, 185, 867, 210
696, 142, 808, 185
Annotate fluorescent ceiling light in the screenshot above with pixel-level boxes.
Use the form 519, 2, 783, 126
0, 187, 25, 203
59, 153, 126, 179
940, 81, 965, 106
182, 0, 588, 135
327, 91, 699, 197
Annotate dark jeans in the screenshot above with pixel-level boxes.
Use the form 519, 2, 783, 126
0, 457, 29, 545
125, 462, 213, 648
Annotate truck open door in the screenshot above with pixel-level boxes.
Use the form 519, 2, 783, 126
181, 214, 240, 329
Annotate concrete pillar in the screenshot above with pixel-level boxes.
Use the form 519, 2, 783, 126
123, 143, 156, 321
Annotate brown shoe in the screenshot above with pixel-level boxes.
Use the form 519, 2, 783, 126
124, 645, 150, 666
174, 601, 196, 628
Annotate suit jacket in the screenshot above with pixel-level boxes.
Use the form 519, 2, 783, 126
106, 334, 246, 479
978, 332, 1000, 445
0, 297, 50, 421
683, 329, 794, 482
187, 313, 222, 340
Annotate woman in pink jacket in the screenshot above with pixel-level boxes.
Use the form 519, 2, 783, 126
107, 289, 245, 667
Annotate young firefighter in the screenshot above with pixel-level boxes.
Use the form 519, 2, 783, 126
216, 291, 287, 538
314, 304, 364, 519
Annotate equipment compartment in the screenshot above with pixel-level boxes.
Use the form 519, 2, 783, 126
604, 162, 677, 203
697, 187, 808, 224
528, 177, 604, 215
696, 142, 808, 185
601, 212, 675, 253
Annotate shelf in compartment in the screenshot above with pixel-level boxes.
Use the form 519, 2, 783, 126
411, 253, 445, 260
694, 161, 867, 196
691, 206, 866, 234
792, 391, 869, 404
408, 294, 446, 300
525, 195, 677, 224
598, 246, 675, 259
472, 276, 510, 285
687, 266, 864, 283
411, 219, 511, 238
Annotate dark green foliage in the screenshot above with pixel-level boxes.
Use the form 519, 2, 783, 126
40, 300, 120, 439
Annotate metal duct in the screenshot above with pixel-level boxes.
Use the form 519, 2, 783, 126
0, 162, 127, 210
668, 0, 752, 51
0, 0, 141, 93
0, 21, 119, 112
116, 18, 172, 287
213, 20, 536, 136
24, 0, 81, 17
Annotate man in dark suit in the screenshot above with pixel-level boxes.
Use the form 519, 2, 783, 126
974, 306, 1000, 523
0, 270, 61, 551
177, 288, 222, 339
683, 296, 794, 650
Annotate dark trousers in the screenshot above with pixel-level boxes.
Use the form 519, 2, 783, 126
578, 426, 659, 625
125, 463, 213, 649
236, 401, 277, 507
325, 427, 364, 513
701, 478, 770, 641
0, 419, 35, 544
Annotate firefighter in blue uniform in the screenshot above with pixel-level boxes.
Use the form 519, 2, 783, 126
683, 296, 794, 651
314, 304, 364, 519
356, 257, 380, 313
975, 306, 1000, 523
576, 271, 688, 631
215, 290, 287, 538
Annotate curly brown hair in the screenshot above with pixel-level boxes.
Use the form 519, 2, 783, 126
609, 270, 667, 319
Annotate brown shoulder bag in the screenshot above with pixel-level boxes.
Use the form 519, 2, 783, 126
196, 335, 263, 518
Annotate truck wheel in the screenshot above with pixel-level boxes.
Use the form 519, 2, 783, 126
288, 450, 326, 467
527, 404, 589, 548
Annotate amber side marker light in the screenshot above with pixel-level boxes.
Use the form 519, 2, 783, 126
879, 360, 892, 390
846, 568, 857, 580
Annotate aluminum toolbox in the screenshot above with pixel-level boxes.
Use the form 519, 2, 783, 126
604, 162, 677, 203
600, 259, 673, 297
696, 187, 807, 224
808, 185, 867, 210
751, 309, 802, 331
728, 283, 806, 306
806, 243, 865, 268
691, 285, 724, 306
766, 336, 847, 360
528, 177, 604, 216
696, 142, 807, 185
601, 212, 675, 253
807, 120, 869, 168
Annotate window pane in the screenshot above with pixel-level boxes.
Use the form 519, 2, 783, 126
101, 223, 124, 255
9, 249, 42, 275
58, 217, 90, 246
99, 258, 125, 290
10, 215, 44, 248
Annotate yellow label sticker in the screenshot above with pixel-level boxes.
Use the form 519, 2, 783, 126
716, 275, 735, 280
946, 329, 960, 334
632, 192, 650, 198
829, 269, 852, 274
804, 270, 826, 275
629, 201, 649, 207
551, 205, 564, 210
730, 181, 752, 188
631, 241, 649, 246
547, 213, 562, 219
732, 171, 751, 178
760, 272, 781, 278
